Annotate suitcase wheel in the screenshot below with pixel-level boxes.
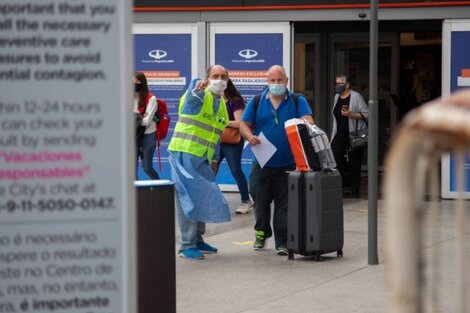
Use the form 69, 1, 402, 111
288, 250, 295, 260
314, 254, 322, 261
337, 250, 343, 258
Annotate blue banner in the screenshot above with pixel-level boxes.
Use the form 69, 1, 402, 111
134, 33, 192, 180
214, 33, 284, 185
216, 33, 283, 99
449, 31, 470, 192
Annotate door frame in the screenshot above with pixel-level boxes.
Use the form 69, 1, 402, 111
293, 33, 322, 126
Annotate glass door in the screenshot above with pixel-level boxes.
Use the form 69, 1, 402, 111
329, 33, 398, 167
293, 34, 323, 128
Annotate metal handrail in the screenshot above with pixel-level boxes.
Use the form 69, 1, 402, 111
384, 90, 470, 313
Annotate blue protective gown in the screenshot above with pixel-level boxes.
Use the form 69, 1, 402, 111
168, 79, 230, 223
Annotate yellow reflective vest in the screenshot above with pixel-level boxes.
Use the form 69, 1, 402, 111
168, 88, 229, 161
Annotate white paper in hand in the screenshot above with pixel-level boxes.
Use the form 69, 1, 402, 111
251, 132, 277, 168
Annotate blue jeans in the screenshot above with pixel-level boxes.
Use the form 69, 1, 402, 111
136, 132, 159, 180
217, 141, 250, 202
249, 163, 295, 249
175, 195, 205, 250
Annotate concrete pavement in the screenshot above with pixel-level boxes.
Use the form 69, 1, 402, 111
175, 192, 467, 313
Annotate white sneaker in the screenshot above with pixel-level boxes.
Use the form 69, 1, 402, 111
235, 201, 253, 214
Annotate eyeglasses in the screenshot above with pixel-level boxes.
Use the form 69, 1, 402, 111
335, 82, 346, 86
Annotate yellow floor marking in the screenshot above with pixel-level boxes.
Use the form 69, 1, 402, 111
232, 241, 254, 245
359, 208, 383, 213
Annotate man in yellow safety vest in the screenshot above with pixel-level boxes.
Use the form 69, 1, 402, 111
168, 64, 230, 260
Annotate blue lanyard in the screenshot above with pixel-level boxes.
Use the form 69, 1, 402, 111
272, 108, 278, 125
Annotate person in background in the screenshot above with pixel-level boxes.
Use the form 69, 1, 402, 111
330, 74, 368, 196
239, 65, 314, 256
399, 61, 423, 119
168, 65, 230, 260
134, 71, 159, 180
217, 78, 253, 214
416, 69, 440, 104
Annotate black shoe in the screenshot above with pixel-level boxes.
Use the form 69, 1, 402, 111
342, 187, 353, 195
350, 188, 359, 196
344, 189, 359, 198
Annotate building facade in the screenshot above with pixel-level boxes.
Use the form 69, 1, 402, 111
133, 0, 470, 169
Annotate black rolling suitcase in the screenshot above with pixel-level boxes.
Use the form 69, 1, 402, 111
287, 169, 343, 261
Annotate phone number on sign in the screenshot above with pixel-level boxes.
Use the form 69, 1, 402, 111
0, 198, 115, 213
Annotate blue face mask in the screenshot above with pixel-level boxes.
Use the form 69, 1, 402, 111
335, 84, 346, 95
269, 84, 287, 96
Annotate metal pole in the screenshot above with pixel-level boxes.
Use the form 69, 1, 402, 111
368, 0, 379, 265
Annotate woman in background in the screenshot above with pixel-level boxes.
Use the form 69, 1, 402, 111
217, 79, 252, 214
134, 71, 160, 180
330, 74, 368, 196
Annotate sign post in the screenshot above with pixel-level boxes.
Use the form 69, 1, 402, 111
368, 0, 380, 265
0, 1, 135, 312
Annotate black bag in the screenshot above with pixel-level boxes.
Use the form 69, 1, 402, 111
349, 113, 368, 150
135, 112, 146, 141
287, 170, 344, 260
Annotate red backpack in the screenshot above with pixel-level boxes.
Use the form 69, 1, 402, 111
154, 98, 170, 142
141, 93, 171, 171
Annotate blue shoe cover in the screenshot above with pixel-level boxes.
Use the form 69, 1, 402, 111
197, 242, 218, 254
179, 247, 204, 259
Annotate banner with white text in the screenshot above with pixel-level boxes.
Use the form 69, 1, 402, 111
210, 23, 290, 190
133, 24, 197, 180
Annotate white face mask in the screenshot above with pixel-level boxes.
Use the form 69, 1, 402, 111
208, 79, 227, 95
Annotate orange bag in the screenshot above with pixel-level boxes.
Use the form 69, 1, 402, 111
285, 119, 320, 172
220, 127, 241, 144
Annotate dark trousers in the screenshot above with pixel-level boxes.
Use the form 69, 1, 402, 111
249, 163, 295, 249
331, 131, 364, 193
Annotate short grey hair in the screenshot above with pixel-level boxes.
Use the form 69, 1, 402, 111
267, 65, 287, 77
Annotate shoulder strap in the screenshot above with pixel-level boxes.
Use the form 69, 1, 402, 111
252, 94, 262, 121
355, 113, 368, 131
144, 92, 154, 106
253, 94, 262, 112
253, 93, 300, 119
291, 93, 299, 110
359, 112, 368, 127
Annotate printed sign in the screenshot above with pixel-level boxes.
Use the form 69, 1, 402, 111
442, 20, 470, 198
133, 29, 194, 180
0, 1, 134, 312
215, 33, 283, 99
211, 24, 290, 188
